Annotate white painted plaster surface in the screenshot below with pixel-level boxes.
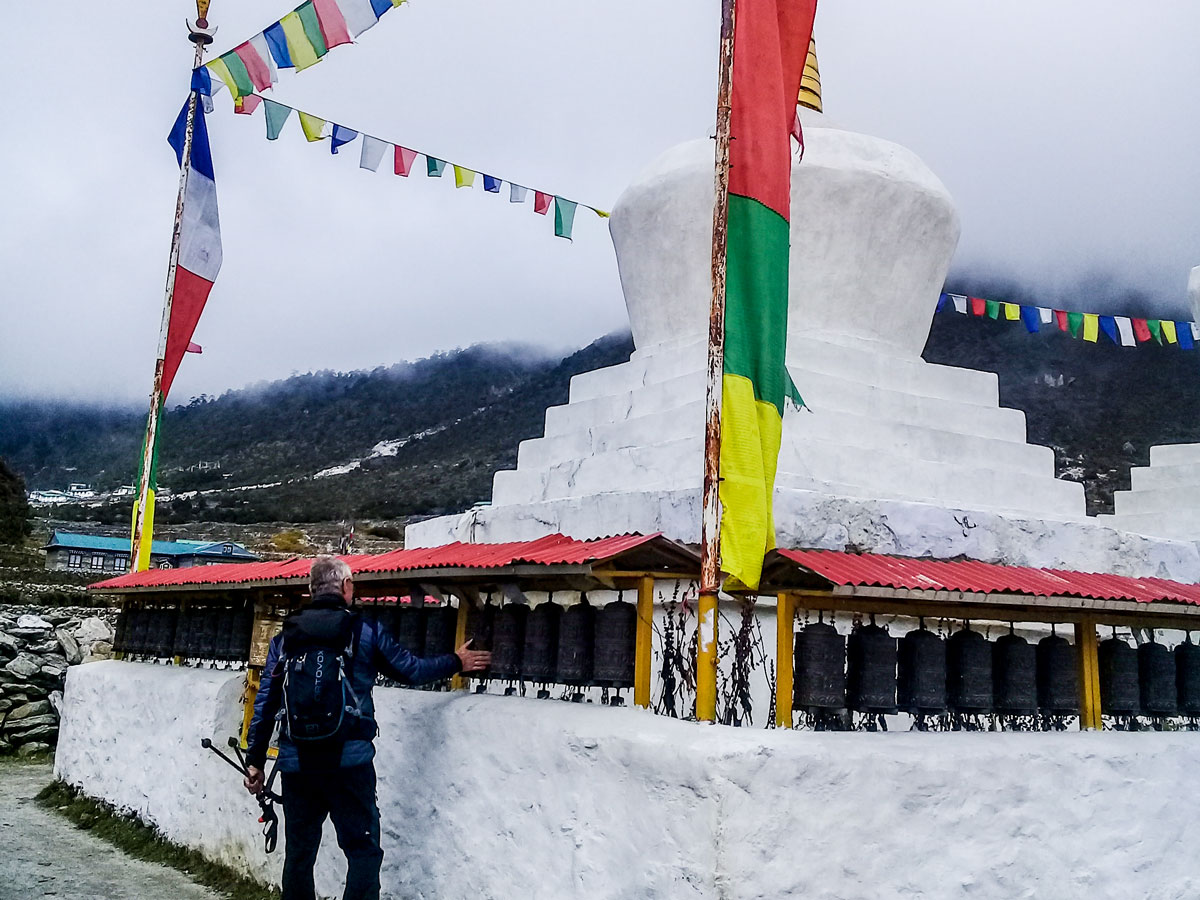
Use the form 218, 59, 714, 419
1107, 441, 1200, 542
1189, 266, 1199, 323
58, 660, 1200, 899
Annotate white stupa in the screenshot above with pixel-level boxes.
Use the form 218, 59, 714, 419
408, 45, 1200, 581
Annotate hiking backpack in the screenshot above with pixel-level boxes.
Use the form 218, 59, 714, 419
277, 610, 365, 743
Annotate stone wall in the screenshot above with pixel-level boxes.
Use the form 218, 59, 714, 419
0, 606, 116, 756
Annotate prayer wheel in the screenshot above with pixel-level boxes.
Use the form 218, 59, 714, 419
1098, 636, 1140, 716
593, 600, 636, 689
466, 602, 495, 652
490, 605, 529, 681
846, 621, 897, 714
1036, 633, 1078, 715
555, 600, 595, 686
214, 605, 236, 661
196, 608, 220, 659
127, 607, 151, 656
1177, 637, 1200, 717
947, 628, 993, 714
793, 621, 845, 712
113, 606, 130, 654
897, 626, 946, 715
992, 631, 1037, 715
522, 602, 562, 683
1138, 639, 1177, 717
158, 607, 180, 659
230, 601, 255, 662
424, 605, 457, 657
393, 606, 427, 656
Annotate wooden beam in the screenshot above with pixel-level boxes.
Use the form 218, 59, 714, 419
775, 591, 794, 728
1075, 619, 1103, 730
634, 576, 655, 709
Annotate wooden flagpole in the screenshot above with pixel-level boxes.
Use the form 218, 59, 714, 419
698, 0, 737, 723
130, 4, 215, 572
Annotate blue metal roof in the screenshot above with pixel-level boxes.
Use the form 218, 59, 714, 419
45, 531, 258, 560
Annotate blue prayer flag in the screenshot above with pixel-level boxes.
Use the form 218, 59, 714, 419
937, 293, 948, 312
1020, 306, 1040, 333
263, 23, 294, 68
1099, 316, 1119, 345
191, 67, 212, 95
331, 125, 359, 154
370, 0, 392, 15
483, 175, 501, 193
1178, 323, 1195, 350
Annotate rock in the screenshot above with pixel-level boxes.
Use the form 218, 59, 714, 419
0, 739, 11, 755
15, 741, 50, 758
7, 700, 51, 721
0, 697, 12, 712
26, 639, 62, 656
42, 613, 72, 627
74, 616, 114, 646
16, 614, 52, 631
83, 641, 113, 663
0, 632, 17, 659
4, 653, 41, 680
6, 714, 59, 734
39, 659, 68, 679
17, 681, 49, 699
55, 627, 83, 665
48, 690, 63, 716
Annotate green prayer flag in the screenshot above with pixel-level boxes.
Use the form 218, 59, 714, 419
221, 51, 255, 99
263, 99, 293, 141
554, 197, 577, 240
1067, 311, 1083, 338
1147, 319, 1163, 344
427, 157, 446, 177
297, 1, 329, 57
985, 300, 1000, 319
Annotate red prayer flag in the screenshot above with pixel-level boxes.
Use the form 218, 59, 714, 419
186, 342, 203, 354
234, 94, 263, 115
970, 297, 986, 316
534, 192, 553, 215
1133, 318, 1152, 342
394, 146, 418, 176
1055, 310, 1070, 331
234, 42, 273, 92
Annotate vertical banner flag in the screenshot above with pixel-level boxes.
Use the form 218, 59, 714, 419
719, 0, 817, 590
534, 191, 553, 214
360, 135, 387, 171
454, 165, 476, 188
394, 146, 418, 175
554, 197, 577, 240
510, 184, 528, 203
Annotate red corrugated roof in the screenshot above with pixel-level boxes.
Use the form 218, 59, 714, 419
90, 534, 667, 591
776, 549, 1200, 606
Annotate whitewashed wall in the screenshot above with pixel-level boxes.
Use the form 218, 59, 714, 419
56, 660, 1200, 899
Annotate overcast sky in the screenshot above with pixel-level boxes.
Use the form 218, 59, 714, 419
2, 1, 1197, 404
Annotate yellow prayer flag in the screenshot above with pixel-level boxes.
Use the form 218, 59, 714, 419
454, 166, 476, 189
593, 209, 611, 218
1003, 303, 1020, 321
207, 58, 240, 99
299, 112, 326, 142
1162, 320, 1179, 344
1083, 313, 1099, 342
280, 11, 321, 71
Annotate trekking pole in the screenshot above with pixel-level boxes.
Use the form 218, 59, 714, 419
200, 738, 282, 853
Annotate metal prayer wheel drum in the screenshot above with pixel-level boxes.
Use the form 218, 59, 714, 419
127, 607, 151, 656
424, 606, 457, 657
158, 607, 180, 659
897, 627, 946, 714
196, 608, 220, 659
230, 601, 255, 662
556, 601, 595, 686
847, 623, 897, 714
113, 607, 130, 654
1138, 640, 1177, 717
214, 605, 236, 661
947, 628, 993, 713
394, 606, 428, 656
1176, 639, 1200, 717
992, 632, 1037, 715
178, 607, 203, 658
593, 600, 636, 689
1098, 637, 1140, 716
489, 605, 529, 681
522, 602, 562, 683
465, 603, 495, 652
1036, 634, 1078, 714
143, 608, 164, 657
793, 621, 846, 711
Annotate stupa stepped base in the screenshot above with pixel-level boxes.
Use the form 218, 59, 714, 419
1102, 444, 1200, 541
487, 335, 1085, 523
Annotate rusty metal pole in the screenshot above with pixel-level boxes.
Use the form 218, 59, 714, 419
697, 0, 737, 724
131, 9, 213, 572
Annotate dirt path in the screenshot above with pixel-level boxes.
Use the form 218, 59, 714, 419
0, 762, 221, 900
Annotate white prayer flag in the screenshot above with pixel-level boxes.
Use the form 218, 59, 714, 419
510, 184, 528, 203
338, 0, 380, 37
1115, 317, 1136, 347
359, 135, 387, 172
1038, 307, 1054, 325
950, 294, 967, 314
1191, 323, 1200, 342
249, 33, 279, 85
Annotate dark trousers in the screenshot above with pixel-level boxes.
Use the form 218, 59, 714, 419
280, 762, 383, 900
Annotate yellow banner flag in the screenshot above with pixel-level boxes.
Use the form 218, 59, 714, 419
299, 112, 326, 142
1162, 320, 1179, 344
1003, 303, 1020, 321
1083, 313, 1099, 342
454, 166, 476, 189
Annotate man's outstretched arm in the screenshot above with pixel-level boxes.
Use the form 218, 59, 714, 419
375, 624, 490, 684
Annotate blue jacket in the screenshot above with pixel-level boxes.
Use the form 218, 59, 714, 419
246, 595, 462, 772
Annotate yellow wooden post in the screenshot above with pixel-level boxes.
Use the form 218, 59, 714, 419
697, 592, 718, 721
451, 597, 470, 691
634, 576, 655, 708
1075, 618, 1103, 730
239, 666, 261, 748
775, 592, 794, 728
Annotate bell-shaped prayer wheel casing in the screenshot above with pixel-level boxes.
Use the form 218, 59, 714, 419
592, 600, 637, 689
947, 628, 993, 714
1138, 640, 1177, 717
465, 602, 495, 652
424, 606, 457, 658
1176, 639, 1200, 717
489, 605, 529, 681
522, 602, 562, 683
127, 607, 151, 656
230, 601, 255, 662
113, 606, 131, 654
1036, 634, 1078, 715
794, 621, 846, 712
846, 623, 897, 714
897, 627, 946, 715
1098, 637, 1141, 716
213, 605, 236, 661
196, 607, 220, 659
556, 601, 595, 686
992, 632, 1037, 715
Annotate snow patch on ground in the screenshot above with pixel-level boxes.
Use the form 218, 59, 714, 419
314, 427, 448, 479
57, 661, 1200, 899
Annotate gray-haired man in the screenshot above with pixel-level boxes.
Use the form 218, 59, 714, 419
244, 555, 490, 900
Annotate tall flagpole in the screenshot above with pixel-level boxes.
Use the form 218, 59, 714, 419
698, 0, 737, 723
130, 3, 215, 572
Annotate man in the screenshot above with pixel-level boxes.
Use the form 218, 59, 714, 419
244, 555, 490, 900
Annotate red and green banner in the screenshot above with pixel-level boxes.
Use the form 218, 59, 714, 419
720, 0, 816, 590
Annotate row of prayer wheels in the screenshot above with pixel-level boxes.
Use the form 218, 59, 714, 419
796, 619, 1200, 719
113, 603, 255, 663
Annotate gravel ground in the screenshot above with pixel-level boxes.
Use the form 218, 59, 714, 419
0, 762, 220, 900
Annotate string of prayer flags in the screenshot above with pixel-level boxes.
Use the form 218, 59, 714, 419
226, 92, 609, 240
940, 292, 1199, 352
